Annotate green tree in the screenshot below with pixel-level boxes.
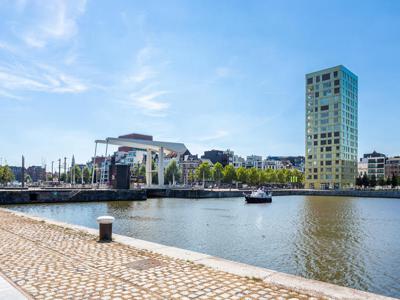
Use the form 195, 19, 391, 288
377, 177, 386, 187
259, 170, 268, 185
361, 173, 369, 187
247, 168, 259, 186
139, 165, 146, 176
236, 167, 248, 183
265, 169, 278, 183
25, 174, 32, 183
356, 176, 362, 187
71, 165, 82, 184
277, 169, 286, 183
195, 162, 212, 184
83, 166, 91, 184
0, 166, 14, 184
369, 175, 377, 188
223, 164, 236, 184
212, 162, 224, 185
391, 175, 399, 188
165, 160, 181, 185
60, 172, 67, 182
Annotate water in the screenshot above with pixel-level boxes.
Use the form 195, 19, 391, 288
4, 196, 400, 298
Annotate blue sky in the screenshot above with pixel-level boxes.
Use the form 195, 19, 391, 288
1, 0, 400, 166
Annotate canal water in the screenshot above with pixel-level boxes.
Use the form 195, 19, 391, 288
5, 196, 400, 298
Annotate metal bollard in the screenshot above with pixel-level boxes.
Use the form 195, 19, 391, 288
96, 216, 115, 242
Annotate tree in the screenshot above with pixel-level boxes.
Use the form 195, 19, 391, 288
25, 174, 32, 183
139, 165, 146, 176
195, 162, 212, 185
165, 160, 181, 185
0, 166, 14, 184
72, 165, 82, 184
377, 177, 386, 187
356, 176, 362, 187
369, 175, 377, 188
361, 173, 369, 187
265, 169, 278, 183
391, 175, 399, 188
212, 162, 224, 186
277, 169, 286, 183
236, 167, 248, 184
259, 170, 268, 185
223, 165, 236, 185
83, 166, 91, 183
247, 168, 259, 186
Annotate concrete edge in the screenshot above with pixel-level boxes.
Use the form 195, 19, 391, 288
1, 207, 397, 300
0, 271, 30, 300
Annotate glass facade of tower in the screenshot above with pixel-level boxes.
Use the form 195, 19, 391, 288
305, 65, 358, 189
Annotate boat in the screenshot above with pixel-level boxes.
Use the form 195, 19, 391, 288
244, 189, 272, 203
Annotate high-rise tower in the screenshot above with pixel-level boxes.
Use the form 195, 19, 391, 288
305, 65, 358, 189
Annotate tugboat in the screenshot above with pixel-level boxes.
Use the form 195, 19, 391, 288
244, 189, 272, 203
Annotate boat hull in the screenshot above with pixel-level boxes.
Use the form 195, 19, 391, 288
245, 196, 272, 203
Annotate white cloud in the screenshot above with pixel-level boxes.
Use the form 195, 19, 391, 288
117, 46, 172, 117
198, 130, 229, 141
20, 0, 87, 48
127, 66, 158, 83
0, 63, 88, 94
130, 90, 170, 116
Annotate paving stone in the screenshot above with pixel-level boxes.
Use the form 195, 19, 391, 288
0, 210, 327, 300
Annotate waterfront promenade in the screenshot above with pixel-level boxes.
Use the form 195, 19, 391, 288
0, 208, 394, 300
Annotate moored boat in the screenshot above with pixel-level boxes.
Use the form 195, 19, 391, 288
244, 189, 272, 203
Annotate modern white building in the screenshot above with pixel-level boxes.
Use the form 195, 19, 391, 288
358, 158, 368, 176
233, 155, 245, 168
246, 155, 263, 169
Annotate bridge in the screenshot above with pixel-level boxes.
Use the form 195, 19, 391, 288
93, 137, 188, 187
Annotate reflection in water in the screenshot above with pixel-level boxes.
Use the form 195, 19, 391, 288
294, 196, 371, 292
4, 196, 400, 298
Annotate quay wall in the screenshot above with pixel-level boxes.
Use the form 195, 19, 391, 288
273, 189, 400, 198
0, 189, 147, 205
147, 188, 400, 199
0, 188, 399, 205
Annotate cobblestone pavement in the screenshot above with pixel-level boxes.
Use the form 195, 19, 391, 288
0, 210, 328, 300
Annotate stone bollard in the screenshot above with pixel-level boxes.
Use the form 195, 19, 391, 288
96, 216, 115, 242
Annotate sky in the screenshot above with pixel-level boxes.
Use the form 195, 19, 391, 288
1, 0, 400, 167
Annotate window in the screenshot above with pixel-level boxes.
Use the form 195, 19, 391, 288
323, 82, 331, 88
307, 78, 313, 84
321, 105, 329, 111
333, 71, 338, 78
315, 92, 319, 98
327, 132, 332, 137
320, 161, 324, 166
313, 141, 318, 145
334, 131, 340, 137
314, 134, 318, 139
328, 140, 332, 144
334, 79, 340, 86
326, 146, 332, 151
326, 161, 332, 166
321, 133, 326, 138
334, 87, 340, 94
316, 75, 320, 82
323, 89, 332, 96
322, 73, 330, 81
314, 168, 318, 173
321, 140, 326, 145
334, 139, 340, 144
